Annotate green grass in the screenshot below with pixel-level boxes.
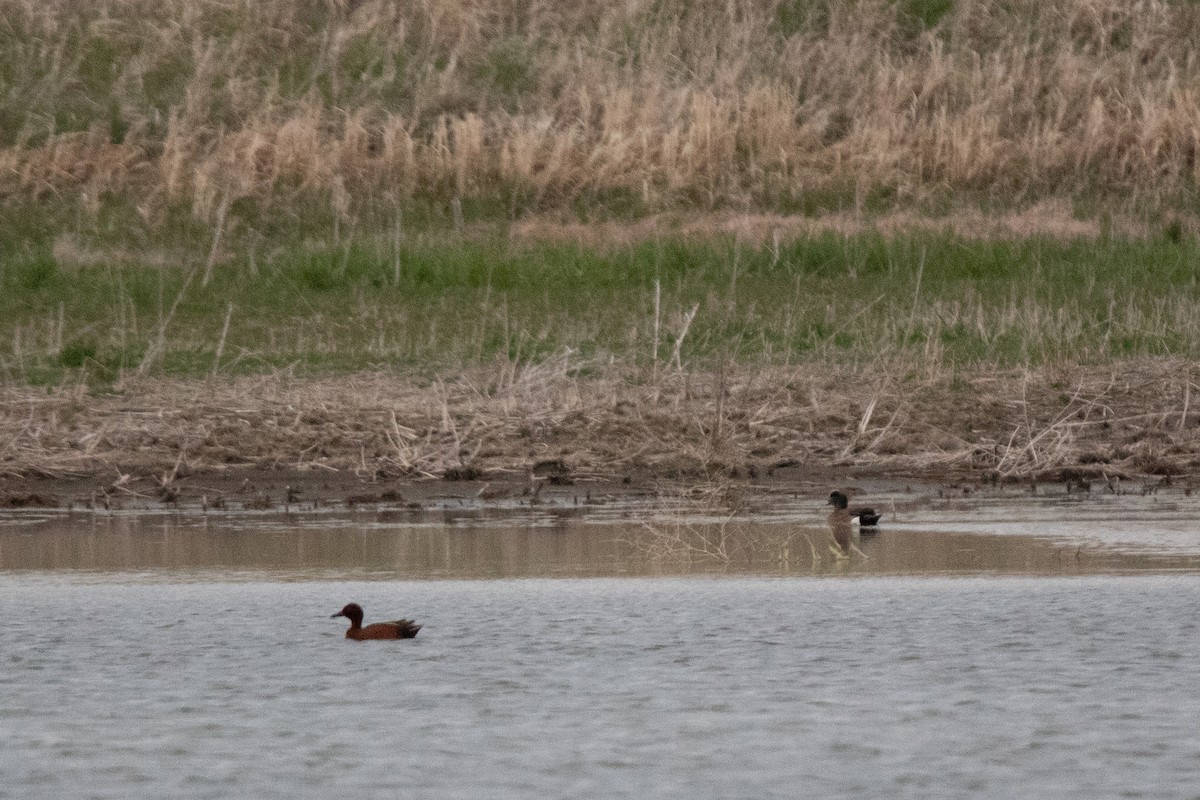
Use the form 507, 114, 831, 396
3, 229, 1199, 386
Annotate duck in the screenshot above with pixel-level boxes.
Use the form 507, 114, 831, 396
827, 490, 882, 528
331, 603, 421, 640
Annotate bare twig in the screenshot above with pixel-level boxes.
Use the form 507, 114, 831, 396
137, 266, 199, 376
670, 303, 700, 371
211, 302, 234, 378
201, 190, 230, 288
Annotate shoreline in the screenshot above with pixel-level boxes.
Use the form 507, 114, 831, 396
3, 359, 1194, 512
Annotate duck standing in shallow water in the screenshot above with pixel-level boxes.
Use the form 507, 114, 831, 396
826, 490, 881, 555
827, 491, 882, 528
331, 603, 421, 640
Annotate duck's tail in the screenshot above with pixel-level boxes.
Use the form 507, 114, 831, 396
390, 619, 422, 638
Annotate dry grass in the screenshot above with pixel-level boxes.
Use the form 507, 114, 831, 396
620, 479, 852, 568
3, 0, 1200, 235
511, 201, 1148, 248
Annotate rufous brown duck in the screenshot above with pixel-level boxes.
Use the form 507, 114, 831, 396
331, 603, 421, 640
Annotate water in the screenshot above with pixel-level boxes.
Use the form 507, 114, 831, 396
3, 504, 1200, 798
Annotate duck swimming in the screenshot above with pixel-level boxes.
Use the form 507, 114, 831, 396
331, 603, 421, 640
827, 490, 882, 527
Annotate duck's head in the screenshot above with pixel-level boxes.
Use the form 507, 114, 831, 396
828, 490, 849, 510
331, 603, 364, 624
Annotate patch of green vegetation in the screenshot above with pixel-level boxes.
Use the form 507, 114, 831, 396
78, 35, 121, 97
773, 181, 861, 217
1108, 20, 1133, 52
4, 229, 1200, 384
58, 342, 97, 368
474, 36, 536, 104
141, 49, 193, 119
344, 33, 384, 81
13, 252, 59, 291
571, 187, 650, 222
773, 0, 835, 38
47, 341, 134, 391
900, 0, 954, 33
194, 1, 254, 39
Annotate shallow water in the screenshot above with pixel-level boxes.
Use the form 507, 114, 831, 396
3, 500, 1200, 578
3, 504, 1200, 798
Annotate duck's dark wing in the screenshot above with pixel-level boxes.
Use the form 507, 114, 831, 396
851, 507, 881, 526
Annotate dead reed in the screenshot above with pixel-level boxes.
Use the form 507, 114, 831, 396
3, 0, 1200, 248
3, 354, 1198, 493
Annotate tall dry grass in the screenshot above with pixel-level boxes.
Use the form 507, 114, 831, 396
2, 0, 1199, 232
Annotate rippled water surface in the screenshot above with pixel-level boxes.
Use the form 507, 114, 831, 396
3, 503, 1200, 798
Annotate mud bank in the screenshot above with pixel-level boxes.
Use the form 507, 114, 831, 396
2, 360, 1197, 512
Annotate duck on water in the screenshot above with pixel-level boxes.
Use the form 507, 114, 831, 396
827, 490, 882, 528
331, 603, 421, 640
826, 490, 881, 554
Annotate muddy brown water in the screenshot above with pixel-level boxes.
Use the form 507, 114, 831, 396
3, 494, 1200, 799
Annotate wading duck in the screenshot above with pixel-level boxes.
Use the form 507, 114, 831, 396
331, 603, 421, 640
828, 491, 882, 528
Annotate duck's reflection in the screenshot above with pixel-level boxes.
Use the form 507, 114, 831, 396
830, 520, 853, 554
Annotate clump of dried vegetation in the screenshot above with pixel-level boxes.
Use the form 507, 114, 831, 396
621, 479, 852, 569
2, 0, 1199, 242
3, 352, 1199, 501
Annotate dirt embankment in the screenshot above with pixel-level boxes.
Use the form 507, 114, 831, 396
2, 359, 1197, 512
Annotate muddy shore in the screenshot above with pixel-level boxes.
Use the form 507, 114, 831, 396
2, 360, 1197, 513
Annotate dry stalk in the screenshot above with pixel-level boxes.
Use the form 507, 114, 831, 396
211, 302, 234, 378
993, 375, 1121, 477
200, 190, 230, 288
1181, 379, 1194, 432
857, 396, 878, 437
815, 294, 887, 359
138, 266, 199, 376
383, 415, 444, 479
651, 279, 662, 390
900, 245, 928, 345
865, 405, 906, 451
670, 303, 700, 372
160, 444, 188, 488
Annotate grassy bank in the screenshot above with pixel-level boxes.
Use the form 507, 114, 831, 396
5, 0, 1199, 388
2, 0, 1200, 255
4, 229, 1199, 386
